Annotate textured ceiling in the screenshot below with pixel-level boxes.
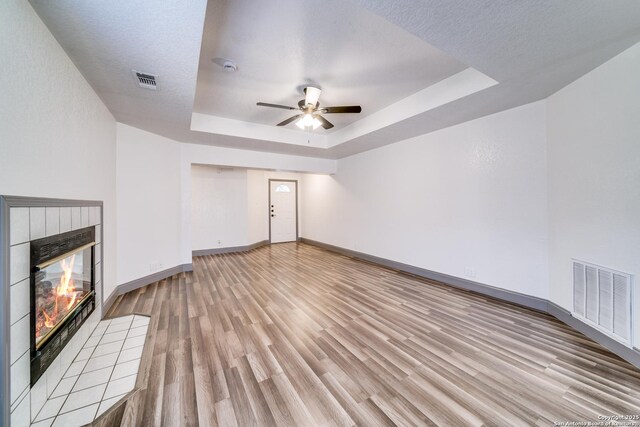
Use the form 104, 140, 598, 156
194, 0, 466, 131
29, 0, 640, 159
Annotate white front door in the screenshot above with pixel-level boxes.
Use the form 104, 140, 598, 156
270, 180, 297, 243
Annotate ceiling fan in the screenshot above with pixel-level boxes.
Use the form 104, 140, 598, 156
256, 86, 361, 130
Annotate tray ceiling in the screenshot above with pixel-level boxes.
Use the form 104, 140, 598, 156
30, 0, 640, 159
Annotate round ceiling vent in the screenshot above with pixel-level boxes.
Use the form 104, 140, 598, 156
222, 60, 238, 72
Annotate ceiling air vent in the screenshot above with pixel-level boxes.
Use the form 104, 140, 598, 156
132, 70, 158, 90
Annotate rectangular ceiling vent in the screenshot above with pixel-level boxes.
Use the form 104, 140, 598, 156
132, 70, 158, 90
573, 259, 633, 346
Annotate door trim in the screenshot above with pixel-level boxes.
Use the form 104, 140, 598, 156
268, 179, 299, 244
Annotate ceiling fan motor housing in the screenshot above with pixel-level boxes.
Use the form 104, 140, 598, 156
304, 86, 322, 106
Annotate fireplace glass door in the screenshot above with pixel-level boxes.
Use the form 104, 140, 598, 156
34, 245, 94, 349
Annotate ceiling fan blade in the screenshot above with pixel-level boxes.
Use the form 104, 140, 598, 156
316, 115, 334, 129
277, 114, 302, 126
322, 106, 362, 114
257, 102, 297, 110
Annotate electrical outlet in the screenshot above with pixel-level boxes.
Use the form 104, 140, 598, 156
464, 267, 476, 279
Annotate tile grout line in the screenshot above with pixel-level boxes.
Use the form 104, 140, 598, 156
10, 385, 29, 415
9, 267, 29, 286
95, 318, 137, 420
40, 389, 131, 425
45, 318, 110, 424
9, 311, 29, 331
9, 277, 28, 289
10, 348, 29, 369
97, 391, 128, 414
33, 319, 110, 424
63, 355, 142, 396
32, 315, 147, 425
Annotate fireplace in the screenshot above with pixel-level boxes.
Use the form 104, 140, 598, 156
30, 227, 96, 385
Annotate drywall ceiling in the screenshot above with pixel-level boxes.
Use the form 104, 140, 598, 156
30, 0, 640, 159
194, 0, 466, 131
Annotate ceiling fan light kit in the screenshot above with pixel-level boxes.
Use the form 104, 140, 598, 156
257, 86, 362, 131
295, 113, 322, 130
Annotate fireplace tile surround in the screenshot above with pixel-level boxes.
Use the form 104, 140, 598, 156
0, 196, 105, 427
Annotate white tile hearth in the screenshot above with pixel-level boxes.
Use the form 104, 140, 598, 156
127, 325, 148, 338
50, 378, 76, 399
83, 352, 118, 374
103, 374, 137, 400
122, 334, 146, 350
105, 321, 131, 334
51, 404, 98, 427
60, 383, 107, 414
30, 315, 148, 427
63, 360, 88, 379
96, 394, 126, 418
72, 367, 113, 392
94, 340, 123, 357
75, 347, 94, 362
131, 316, 149, 328
111, 359, 140, 381
33, 396, 65, 423
99, 330, 128, 345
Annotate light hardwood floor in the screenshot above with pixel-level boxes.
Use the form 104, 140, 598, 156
104, 242, 640, 426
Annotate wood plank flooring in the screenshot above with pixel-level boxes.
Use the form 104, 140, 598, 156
104, 243, 640, 426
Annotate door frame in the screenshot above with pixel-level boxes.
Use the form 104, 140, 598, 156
268, 179, 299, 243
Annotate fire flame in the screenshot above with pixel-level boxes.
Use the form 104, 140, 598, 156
57, 255, 77, 309
40, 254, 78, 330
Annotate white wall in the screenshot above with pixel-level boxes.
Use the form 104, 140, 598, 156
117, 124, 334, 275
179, 143, 332, 264
191, 166, 249, 250
302, 101, 549, 298
191, 167, 304, 251
0, 1, 117, 296
247, 169, 266, 244
116, 123, 182, 285
547, 42, 640, 347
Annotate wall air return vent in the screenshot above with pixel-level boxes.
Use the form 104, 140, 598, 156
572, 259, 633, 346
132, 70, 158, 90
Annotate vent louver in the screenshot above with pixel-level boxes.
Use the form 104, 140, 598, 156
132, 70, 158, 90
573, 259, 633, 346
